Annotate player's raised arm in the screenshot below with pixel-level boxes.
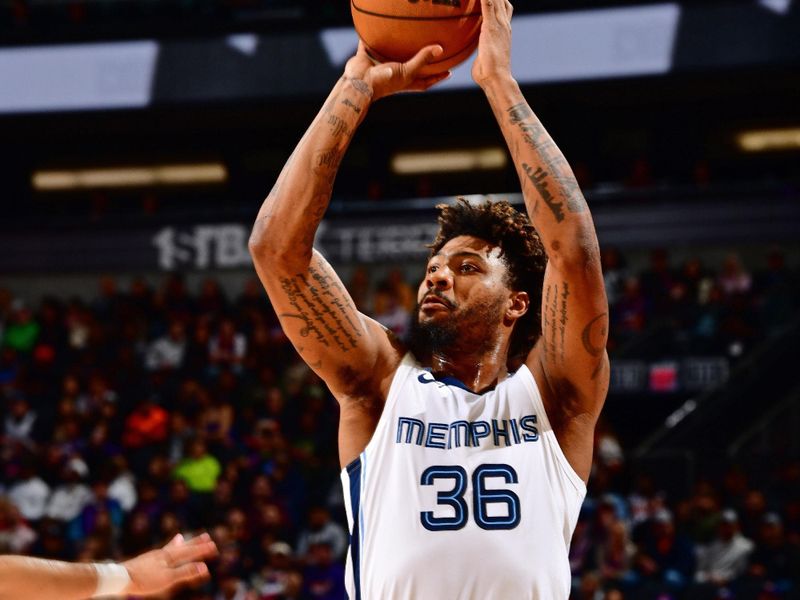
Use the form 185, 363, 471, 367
473, 0, 609, 479
247, 43, 449, 455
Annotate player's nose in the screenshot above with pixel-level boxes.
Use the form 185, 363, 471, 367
427, 266, 453, 290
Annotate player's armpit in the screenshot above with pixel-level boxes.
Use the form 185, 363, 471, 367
254, 249, 402, 399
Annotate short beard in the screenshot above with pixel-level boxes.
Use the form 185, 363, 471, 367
407, 309, 459, 359
406, 294, 507, 361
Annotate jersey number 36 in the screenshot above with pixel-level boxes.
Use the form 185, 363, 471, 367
420, 463, 521, 531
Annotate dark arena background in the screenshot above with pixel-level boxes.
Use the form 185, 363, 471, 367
1, 1, 799, 599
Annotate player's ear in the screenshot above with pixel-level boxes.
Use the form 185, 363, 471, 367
506, 290, 529, 321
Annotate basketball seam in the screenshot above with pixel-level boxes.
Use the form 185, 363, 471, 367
351, 0, 481, 21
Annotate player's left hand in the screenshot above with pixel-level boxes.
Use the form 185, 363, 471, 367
122, 533, 218, 596
472, 0, 514, 88
345, 41, 451, 101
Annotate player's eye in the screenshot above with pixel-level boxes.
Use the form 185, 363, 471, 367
428, 265, 439, 274
460, 263, 477, 272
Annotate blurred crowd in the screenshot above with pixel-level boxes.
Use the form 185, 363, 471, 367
602, 247, 798, 359
0, 246, 797, 600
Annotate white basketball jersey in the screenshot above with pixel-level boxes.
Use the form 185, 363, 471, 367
340, 352, 586, 600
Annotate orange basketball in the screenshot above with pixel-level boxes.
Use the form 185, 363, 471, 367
351, 0, 482, 76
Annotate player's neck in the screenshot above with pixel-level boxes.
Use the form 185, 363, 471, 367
429, 346, 509, 394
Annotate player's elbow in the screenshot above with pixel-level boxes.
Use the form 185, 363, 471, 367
549, 231, 601, 277
248, 229, 311, 273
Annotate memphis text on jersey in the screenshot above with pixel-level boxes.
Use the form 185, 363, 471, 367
396, 415, 540, 450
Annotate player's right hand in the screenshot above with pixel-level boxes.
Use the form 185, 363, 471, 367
345, 41, 451, 101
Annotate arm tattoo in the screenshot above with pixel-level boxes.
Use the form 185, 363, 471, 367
559, 282, 569, 365
342, 76, 373, 97
277, 260, 363, 355
508, 102, 533, 124
327, 114, 351, 138
522, 163, 565, 222
581, 313, 608, 379
314, 147, 344, 176
508, 102, 587, 218
543, 283, 560, 365
580, 313, 607, 358
341, 98, 362, 114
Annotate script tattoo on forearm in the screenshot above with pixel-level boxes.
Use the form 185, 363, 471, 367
507, 102, 587, 217
341, 98, 362, 114
559, 282, 569, 364
522, 163, 565, 222
543, 283, 560, 365
581, 312, 608, 380
327, 114, 351, 138
314, 147, 344, 177
277, 260, 362, 355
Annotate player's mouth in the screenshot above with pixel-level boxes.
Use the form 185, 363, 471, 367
421, 294, 454, 310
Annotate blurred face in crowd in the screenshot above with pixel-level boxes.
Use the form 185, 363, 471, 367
718, 519, 737, 542
169, 321, 186, 341
412, 236, 518, 357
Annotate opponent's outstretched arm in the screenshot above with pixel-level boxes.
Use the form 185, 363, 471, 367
248, 45, 448, 407
0, 533, 216, 600
475, 0, 609, 479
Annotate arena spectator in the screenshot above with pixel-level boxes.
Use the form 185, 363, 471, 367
7, 461, 50, 522
0, 497, 37, 553
3, 394, 41, 448
174, 437, 222, 494
296, 507, 347, 562
614, 276, 647, 339
372, 282, 410, 338
742, 512, 800, 596
692, 509, 754, 594
601, 247, 627, 306
209, 318, 247, 375
632, 509, 696, 597
2, 300, 39, 353
122, 394, 169, 449
302, 542, 346, 600
145, 319, 188, 372
46, 458, 93, 523
718, 252, 752, 296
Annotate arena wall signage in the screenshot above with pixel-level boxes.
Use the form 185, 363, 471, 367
1, 2, 798, 114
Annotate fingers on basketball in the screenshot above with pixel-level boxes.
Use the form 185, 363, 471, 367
405, 44, 444, 77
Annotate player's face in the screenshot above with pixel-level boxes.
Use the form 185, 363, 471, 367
413, 235, 511, 350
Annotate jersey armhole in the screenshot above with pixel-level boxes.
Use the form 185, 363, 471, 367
341, 352, 416, 475
516, 364, 587, 497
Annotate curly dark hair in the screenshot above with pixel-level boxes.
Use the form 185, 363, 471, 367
428, 197, 547, 363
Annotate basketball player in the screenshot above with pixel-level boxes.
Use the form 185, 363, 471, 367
248, 0, 609, 597
0, 533, 216, 599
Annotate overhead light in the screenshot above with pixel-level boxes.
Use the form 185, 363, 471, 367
736, 128, 800, 153
391, 147, 507, 175
32, 162, 227, 191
